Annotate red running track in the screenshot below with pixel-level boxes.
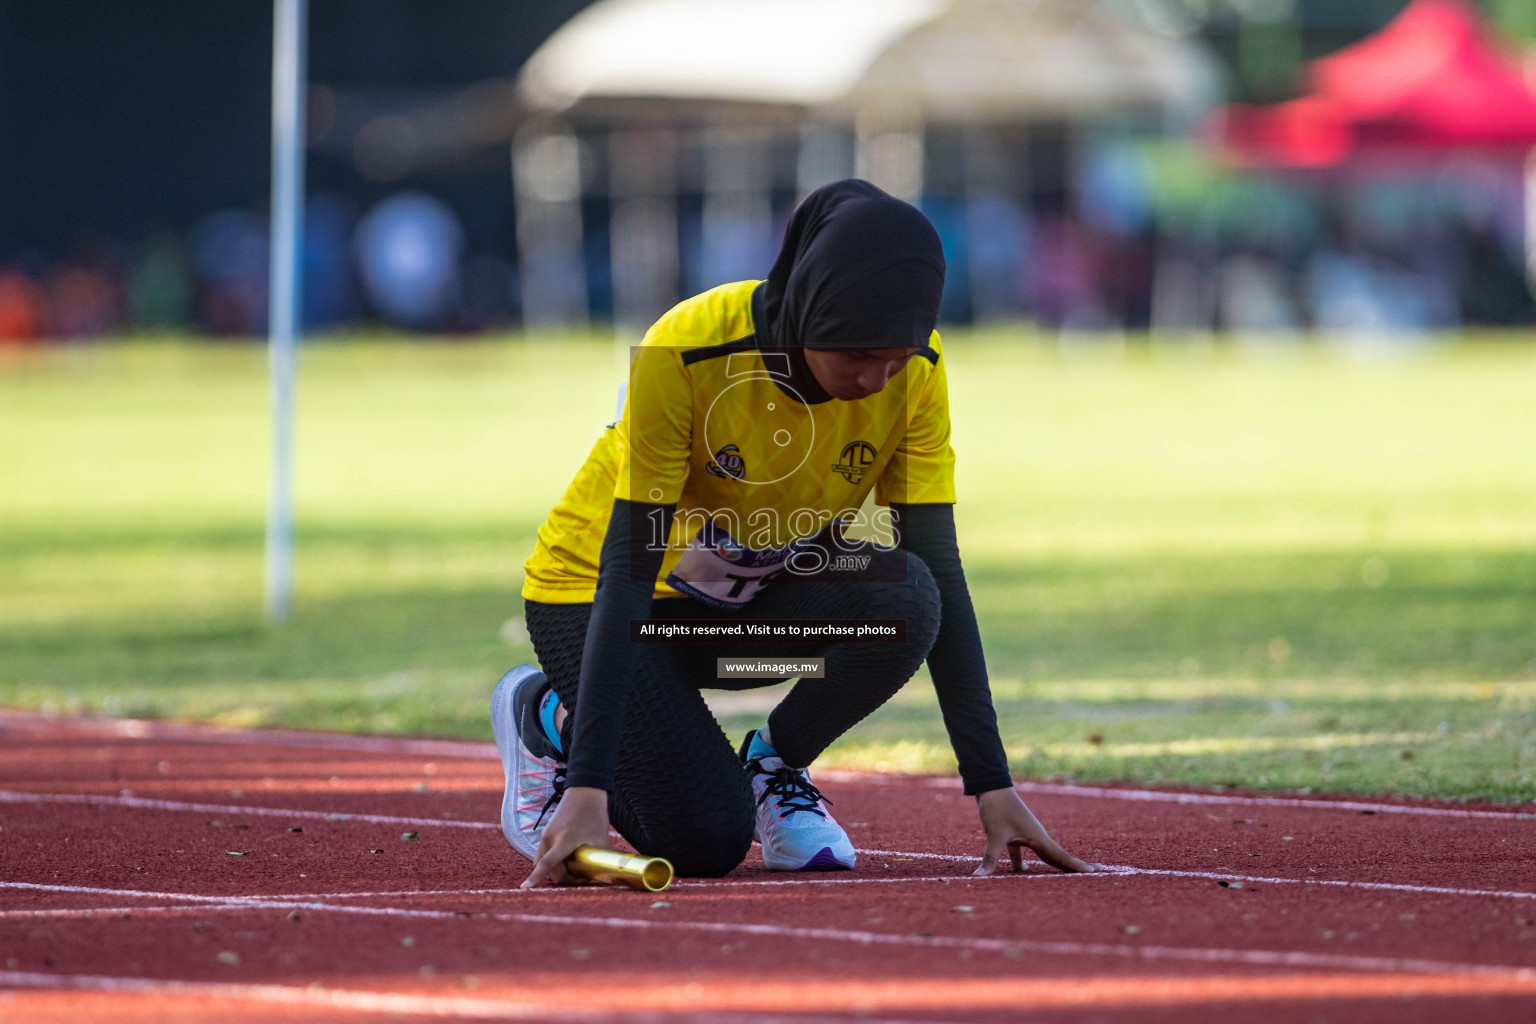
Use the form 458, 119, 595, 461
1, 709, 1534, 1023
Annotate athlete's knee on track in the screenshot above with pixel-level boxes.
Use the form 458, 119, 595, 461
643, 809, 754, 878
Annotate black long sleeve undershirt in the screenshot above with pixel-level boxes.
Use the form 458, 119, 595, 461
563, 497, 674, 791
562, 498, 1015, 797
891, 502, 1014, 796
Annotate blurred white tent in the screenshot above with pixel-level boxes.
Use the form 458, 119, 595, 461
511, 0, 1221, 330
839, 0, 1219, 122
520, 0, 945, 110
519, 0, 1217, 120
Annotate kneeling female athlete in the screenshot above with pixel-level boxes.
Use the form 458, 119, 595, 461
495, 179, 1095, 886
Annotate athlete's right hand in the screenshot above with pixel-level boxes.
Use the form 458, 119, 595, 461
521, 786, 612, 889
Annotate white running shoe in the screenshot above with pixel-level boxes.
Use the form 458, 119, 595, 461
490, 665, 566, 862
740, 729, 856, 871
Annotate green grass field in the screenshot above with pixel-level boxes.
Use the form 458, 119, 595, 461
2, 334, 1534, 802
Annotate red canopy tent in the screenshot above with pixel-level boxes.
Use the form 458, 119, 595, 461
1211, 0, 1536, 167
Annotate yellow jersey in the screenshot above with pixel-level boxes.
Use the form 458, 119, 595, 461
521, 279, 956, 604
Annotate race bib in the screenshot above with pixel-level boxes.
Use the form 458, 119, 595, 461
665, 519, 815, 609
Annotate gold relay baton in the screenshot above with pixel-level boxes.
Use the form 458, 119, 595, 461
563, 845, 673, 892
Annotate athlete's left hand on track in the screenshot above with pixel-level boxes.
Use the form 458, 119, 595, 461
972, 787, 1099, 875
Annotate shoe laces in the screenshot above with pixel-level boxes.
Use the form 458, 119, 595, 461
751, 761, 831, 821
533, 763, 567, 828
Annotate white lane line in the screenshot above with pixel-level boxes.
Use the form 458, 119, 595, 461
70, 861, 1536, 905
858, 847, 966, 861
0, 791, 970, 864
0, 904, 255, 920
0, 789, 495, 830
1013, 781, 1536, 821
5, 880, 1535, 981
7, 972, 557, 1022
0, 971, 954, 1024
0, 712, 496, 760
0, 791, 968, 860
14, 794, 1525, 899
12, 858, 1535, 914
11, 772, 1528, 827
0, 880, 349, 911
812, 862, 1536, 905
6, 764, 1532, 906
252, 874, 1010, 901
830, 772, 1536, 822
9, 709, 1531, 821
98, 860, 1536, 904
253, 886, 571, 900
1093, 865, 1536, 902
6, 784, 1533, 903
0, 875, 1014, 908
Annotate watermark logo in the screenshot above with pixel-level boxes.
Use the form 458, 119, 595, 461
832, 440, 877, 484
707, 443, 746, 480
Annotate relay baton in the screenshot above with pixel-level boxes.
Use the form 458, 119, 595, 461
564, 845, 673, 892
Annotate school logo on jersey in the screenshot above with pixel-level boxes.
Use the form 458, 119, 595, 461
707, 443, 746, 480
714, 534, 743, 561
832, 440, 877, 483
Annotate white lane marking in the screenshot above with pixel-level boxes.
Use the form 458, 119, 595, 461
3, 800, 1533, 906
0, 880, 300, 907
0, 711, 496, 760
4, 880, 1535, 981
802, 862, 1536, 905
7, 708, 1531, 820
0, 789, 496, 830
5, 787, 1533, 903
0, 886, 354, 921
1092, 865, 1536, 902
0, 792, 963, 862
857, 847, 966, 861
6, 972, 558, 1021
0, 904, 255, 920
821, 772, 1536, 822
0, 792, 960, 860
8, 769, 1528, 829
7, 735, 1534, 907
0, 971, 952, 1024
0, 876, 1011, 907
77, 865, 1536, 902
255, 886, 544, 900
253, 874, 1011, 900
1012, 781, 1536, 821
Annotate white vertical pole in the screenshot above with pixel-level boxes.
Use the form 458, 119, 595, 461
266, 0, 306, 623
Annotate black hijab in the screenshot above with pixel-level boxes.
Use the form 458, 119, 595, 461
751, 179, 945, 404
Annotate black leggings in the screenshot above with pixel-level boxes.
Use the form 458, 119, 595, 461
523, 545, 941, 877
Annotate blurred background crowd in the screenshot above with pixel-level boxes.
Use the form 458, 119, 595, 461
4, 0, 1536, 343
